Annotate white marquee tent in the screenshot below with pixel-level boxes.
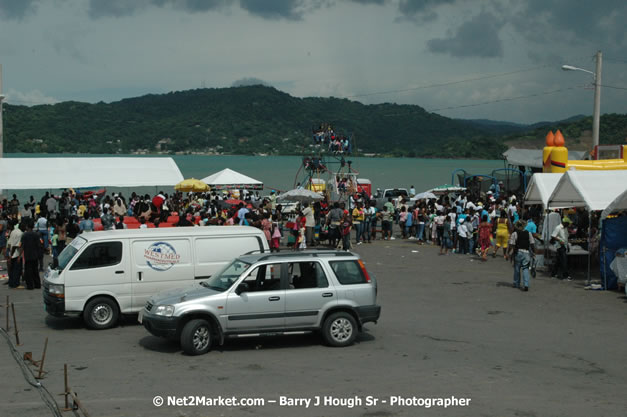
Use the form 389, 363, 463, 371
0, 157, 184, 190
546, 170, 627, 283
523, 173, 563, 208
601, 189, 627, 220
547, 170, 627, 211
201, 168, 263, 190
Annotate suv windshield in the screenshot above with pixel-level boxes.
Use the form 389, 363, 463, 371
57, 237, 88, 271
201, 259, 251, 292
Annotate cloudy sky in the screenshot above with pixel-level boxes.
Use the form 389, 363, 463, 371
0, 0, 625, 123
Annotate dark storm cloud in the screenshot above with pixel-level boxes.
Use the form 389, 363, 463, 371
427, 12, 504, 58
349, 0, 386, 5
239, 0, 302, 20
0, 0, 40, 19
397, 0, 455, 22
514, 0, 627, 48
87, 0, 225, 19
238, 0, 330, 21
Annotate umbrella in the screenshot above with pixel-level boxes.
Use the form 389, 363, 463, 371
174, 178, 210, 193
411, 191, 437, 201
277, 188, 324, 203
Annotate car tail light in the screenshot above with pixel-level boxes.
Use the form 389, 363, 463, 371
358, 260, 371, 283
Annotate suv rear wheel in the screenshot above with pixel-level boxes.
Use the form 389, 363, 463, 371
322, 312, 357, 347
181, 319, 212, 355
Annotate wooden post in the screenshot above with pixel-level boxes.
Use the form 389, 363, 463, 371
5, 295, 8, 332
11, 303, 20, 346
36, 337, 48, 379
64, 364, 70, 411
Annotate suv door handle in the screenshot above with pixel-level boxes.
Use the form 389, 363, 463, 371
115, 271, 124, 274
322, 293, 334, 297
268, 296, 281, 301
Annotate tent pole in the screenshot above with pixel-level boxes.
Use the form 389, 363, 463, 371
586, 211, 592, 285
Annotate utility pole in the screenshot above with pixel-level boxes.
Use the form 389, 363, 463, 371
0, 63, 4, 159
592, 50, 602, 153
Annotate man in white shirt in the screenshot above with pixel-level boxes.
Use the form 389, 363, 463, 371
302, 202, 315, 246
551, 217, 572, 280
457, 217, 469, 254
7, 222, 24, 288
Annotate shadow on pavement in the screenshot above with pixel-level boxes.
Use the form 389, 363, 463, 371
139, 336, 181, 353
45, 315, 85, 330
139, 331, 376, 355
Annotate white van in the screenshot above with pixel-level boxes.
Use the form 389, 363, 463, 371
43, 226, 269, 329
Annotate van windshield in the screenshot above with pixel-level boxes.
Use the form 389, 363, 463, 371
57, 237, 87, 271
201, 259, 251, 292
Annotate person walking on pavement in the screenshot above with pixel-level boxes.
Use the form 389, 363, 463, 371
7, 221, 24, 289
551, 216, 572, 281
511, 220, 535, 291
21, 220, 42, 290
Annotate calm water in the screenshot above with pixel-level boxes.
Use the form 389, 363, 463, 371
4, 153, 505, 200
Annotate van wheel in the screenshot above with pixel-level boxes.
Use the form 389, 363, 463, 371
83, 297, 119, 330
181, 319, 212, 355
322, 312, 357, 347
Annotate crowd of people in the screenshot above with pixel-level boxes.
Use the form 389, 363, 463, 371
0, 181, 595, 292
312, 124, 352, 154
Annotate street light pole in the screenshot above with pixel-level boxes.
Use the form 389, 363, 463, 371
0, 63, 4, 159
592, 50, 602, 153
561, 50, 603, 155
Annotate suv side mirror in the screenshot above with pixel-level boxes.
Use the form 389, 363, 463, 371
235, 282, 250, 295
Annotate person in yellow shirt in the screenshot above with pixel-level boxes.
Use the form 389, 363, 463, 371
77, 204, 87, 218
493, 210, 511, 259
352, 202, 365, 245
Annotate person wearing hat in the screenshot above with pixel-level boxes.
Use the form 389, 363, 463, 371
509, 219, 535, 291
457, 216, 469, 254
550, 216, 572, 281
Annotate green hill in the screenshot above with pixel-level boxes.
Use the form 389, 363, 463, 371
3, 86, 504, 158
3, 85, 625, 158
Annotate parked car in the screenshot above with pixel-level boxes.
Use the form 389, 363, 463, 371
374, 188, 408, 210
139, 250, 381, 355
43, 226, 269, 330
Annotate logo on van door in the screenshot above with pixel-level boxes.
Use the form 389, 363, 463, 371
144, 242, 181, 271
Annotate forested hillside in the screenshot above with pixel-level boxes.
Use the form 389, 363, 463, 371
3, 85, 625, 158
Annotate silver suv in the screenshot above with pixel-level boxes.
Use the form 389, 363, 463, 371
139, 250, 381, 355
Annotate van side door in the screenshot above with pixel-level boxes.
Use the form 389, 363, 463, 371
131, 239, 193, 311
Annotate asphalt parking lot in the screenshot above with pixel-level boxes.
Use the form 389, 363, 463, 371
1, 241, 627, 417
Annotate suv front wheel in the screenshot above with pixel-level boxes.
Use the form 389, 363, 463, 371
181, 319, 212, 355
322, 312, 357, 347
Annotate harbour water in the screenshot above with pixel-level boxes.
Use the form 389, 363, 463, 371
4, 153, 505, 199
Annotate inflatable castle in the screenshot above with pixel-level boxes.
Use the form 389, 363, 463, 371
542, 130, 627, 173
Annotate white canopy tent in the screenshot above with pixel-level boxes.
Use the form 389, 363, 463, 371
601, 189, 627, 220
201, 168, 263, 190
0, 157, 183, 189
547, 170, 627, 211
523, 173, 563, 208
546, 170, 627, 284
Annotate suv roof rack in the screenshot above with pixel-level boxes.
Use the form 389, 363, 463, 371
254, 250, 354, 262
243, 249, 267, 255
